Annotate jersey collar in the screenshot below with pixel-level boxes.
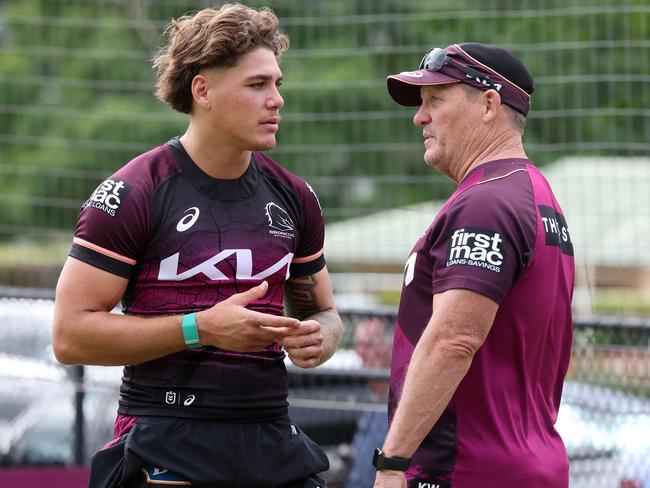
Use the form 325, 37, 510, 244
167, 137, 260, 201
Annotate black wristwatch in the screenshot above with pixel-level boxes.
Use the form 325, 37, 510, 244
372, 447, 411, 471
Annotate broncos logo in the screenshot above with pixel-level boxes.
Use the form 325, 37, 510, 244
265, 202, 294, 232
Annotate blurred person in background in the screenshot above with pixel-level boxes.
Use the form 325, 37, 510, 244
344, 317, 392, 488
52, 4, 341, 487
372, 43, 575, 487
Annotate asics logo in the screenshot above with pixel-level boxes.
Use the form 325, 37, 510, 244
176, 207, 200, 232
183, 395, 196, 406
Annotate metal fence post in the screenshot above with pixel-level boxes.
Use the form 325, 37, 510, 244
73, 364, 85, 466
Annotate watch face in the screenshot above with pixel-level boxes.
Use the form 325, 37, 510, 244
373, 448, 410, 471
372, 448, 383, 469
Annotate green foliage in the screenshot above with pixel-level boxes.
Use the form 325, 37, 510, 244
0, 0, 648, 233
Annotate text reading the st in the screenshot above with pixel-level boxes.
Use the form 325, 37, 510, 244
539, 205, 573, 256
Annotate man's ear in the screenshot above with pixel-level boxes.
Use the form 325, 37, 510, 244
481, 89, 502, 123
191, 73, 211, 111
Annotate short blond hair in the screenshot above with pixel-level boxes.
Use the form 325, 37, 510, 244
153, 3, 289, 114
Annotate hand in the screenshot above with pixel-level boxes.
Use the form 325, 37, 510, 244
280, 319, 323, 368
373, 470, 407, 488
196, 281, 300, 352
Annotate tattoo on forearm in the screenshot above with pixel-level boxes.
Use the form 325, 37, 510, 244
284, 275, 322, 319
284, 274, 343, 365
308, 309, 343, 365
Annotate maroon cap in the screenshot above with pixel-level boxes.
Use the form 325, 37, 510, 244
387, 43, 534, 116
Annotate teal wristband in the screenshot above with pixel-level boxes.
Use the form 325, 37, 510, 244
181, 313, 201, 349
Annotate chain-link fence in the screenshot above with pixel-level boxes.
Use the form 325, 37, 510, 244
1, 0, 650, 315
1, 293, 648, 486
1, 1, 650, 487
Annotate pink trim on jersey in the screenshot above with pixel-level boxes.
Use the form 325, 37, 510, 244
292, 249, 323, 263
73, 237, 137, 265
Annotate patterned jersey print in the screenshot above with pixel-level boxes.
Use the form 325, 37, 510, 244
71, 138, 326, 420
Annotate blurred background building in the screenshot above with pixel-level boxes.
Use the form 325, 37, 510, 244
0, 0, 648, 486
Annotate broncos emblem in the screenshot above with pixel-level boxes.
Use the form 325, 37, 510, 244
265, 202, 294, 232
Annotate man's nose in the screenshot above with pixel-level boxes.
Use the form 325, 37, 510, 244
413, 103, 430, 126
268, 85, 284, 110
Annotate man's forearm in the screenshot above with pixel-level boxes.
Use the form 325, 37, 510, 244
284, 268, 343, 365
307, 307, 343, 365
382, 289, 497, 459
53, 310, 186, 366
382, 331, 474, 458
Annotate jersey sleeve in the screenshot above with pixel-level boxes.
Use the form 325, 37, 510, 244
289, 180, 326, 278
427, 177, 537, 303
69, 171, 152, 279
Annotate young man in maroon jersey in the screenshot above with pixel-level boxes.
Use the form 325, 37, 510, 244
372, 43, 574, 488
52, 4, 342, 487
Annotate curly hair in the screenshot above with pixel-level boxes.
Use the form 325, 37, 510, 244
152, 3, 289, 114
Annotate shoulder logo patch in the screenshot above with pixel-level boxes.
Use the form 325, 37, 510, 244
539, 205, 573, 256
176, 207, 200, 232
82, 178, 131, 217
446, 227, 506, 273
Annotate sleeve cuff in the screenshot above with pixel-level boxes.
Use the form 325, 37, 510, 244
289, 254, 326, 278
69, 242, 133, 279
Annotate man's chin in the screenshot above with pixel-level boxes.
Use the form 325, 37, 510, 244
250, 135, 278, 152
424, 150, 444, 168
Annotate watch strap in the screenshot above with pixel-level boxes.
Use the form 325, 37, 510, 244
373, 447, 411, 471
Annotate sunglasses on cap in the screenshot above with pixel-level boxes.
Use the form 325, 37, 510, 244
419, 48, 502, 92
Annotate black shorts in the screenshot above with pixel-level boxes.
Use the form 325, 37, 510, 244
89, 415, 329, 488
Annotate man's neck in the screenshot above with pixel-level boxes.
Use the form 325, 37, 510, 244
180, 126, 251, 179
456, 130, 526, 183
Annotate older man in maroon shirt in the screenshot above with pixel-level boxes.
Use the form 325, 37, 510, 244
372, 43, 574, 488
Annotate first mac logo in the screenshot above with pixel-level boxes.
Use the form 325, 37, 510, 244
83, 178, 131, 217
446, 227, 506, 273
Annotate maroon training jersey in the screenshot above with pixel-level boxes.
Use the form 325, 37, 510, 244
390, 159, 574, 487
70, 138, 326, 420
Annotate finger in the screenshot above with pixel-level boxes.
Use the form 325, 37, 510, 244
284, 343, 322, 359
299, 319, 321, 330
226, 281, 269, 306
281, 333, 322, 349
288, 354, 320, 369
282, 327, 323, 344
281, 320, 320, 337
257, 324, 318, 347
261, 326, 301, 337
255, 327, 296, 344
250, 311, 300, 329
